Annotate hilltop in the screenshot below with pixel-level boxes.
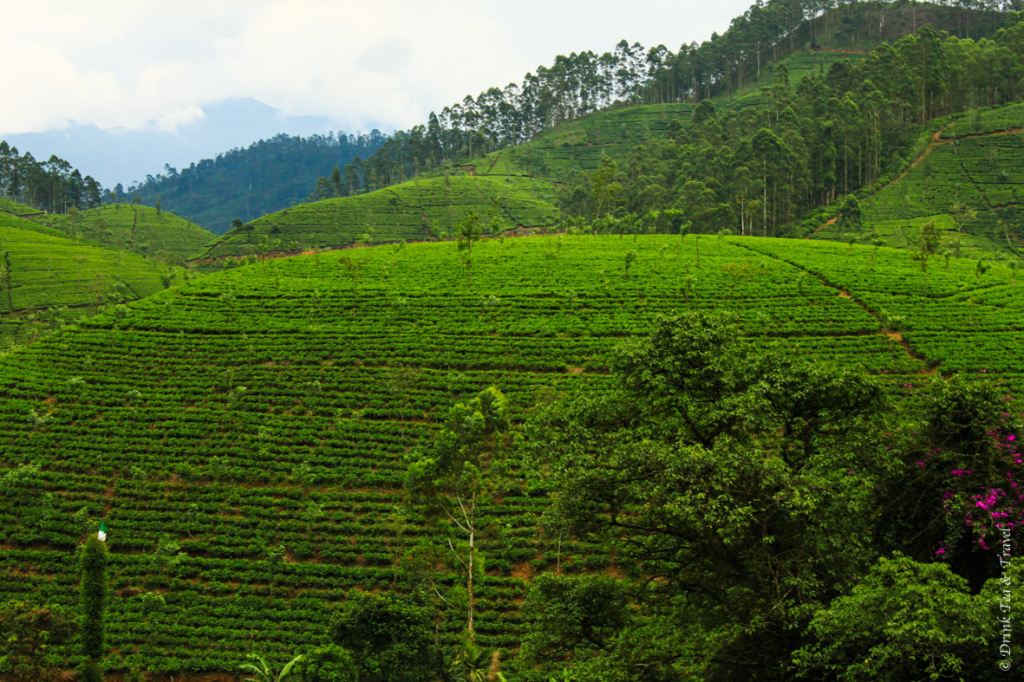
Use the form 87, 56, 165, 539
128, 130, 386, 233
201, 174, 558, 258
193, 1, 1022, 261
0, 212, 175, 345
39, 203, 218, 263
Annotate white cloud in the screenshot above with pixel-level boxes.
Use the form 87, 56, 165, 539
0, 44, 133, 132
154, 106, 206, 133
0, 0, 755, 135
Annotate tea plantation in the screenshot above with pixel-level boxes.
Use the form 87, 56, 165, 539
0, 234, 1019, 675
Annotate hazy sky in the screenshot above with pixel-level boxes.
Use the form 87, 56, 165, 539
1, 0, 754, 136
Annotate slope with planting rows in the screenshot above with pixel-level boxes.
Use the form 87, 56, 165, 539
820, 101, 1024, 255
0, 234, 1020, 675
36, 204, 219, 263
0, 213, 169, 311
200, 175, 559, 259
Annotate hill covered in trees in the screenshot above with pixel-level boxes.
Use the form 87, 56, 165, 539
321, 0, 1014, 196
127, 132, 386, 234
202, 2, 1024, 261
0, 142, 103, 214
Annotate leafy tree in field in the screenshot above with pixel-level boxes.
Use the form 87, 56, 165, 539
837, 194, 862, 233
457, 211, 483, 287
591, 157, 622, 219
79, 536, 109, 682
0, 600, 75, 682
911, 220, 942, 294
329, 590, 440, 682
406, 386, 509, 639
292, 645, 357, 682
519, 573, 630, 666
519, 312, 891, 680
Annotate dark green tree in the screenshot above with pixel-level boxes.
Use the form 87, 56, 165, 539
79, 536, 109, 682
521, 313, 890, 680
329, 591, 439, 682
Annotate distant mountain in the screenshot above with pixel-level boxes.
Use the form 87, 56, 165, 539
0, 98, 370, 189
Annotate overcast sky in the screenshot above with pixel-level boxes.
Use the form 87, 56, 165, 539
1, 0, 754, 136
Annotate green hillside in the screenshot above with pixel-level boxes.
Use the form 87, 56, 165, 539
818, 101, 1024, 255
0, 214, 169, 313
0, 213, 175, 348
0, 234, 1019, 676
481, 50, 866, 180
201, 174, 559, 259
200, 47, 873, 260
0, 197, 46, 218
36, 204, 218, 263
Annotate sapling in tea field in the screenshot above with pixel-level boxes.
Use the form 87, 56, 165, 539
405, 386, 509, 640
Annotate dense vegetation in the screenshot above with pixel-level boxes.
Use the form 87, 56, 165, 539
0, 232, 1020, 679
327, 0, 1014, 196
128, 132, 386, 233
1, 1, 1023, 680
0, 142, 103, 214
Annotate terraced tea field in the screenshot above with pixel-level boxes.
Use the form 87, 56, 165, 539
0, 235, 1020, 675
202, 175, 559, 259
34, 204, 218, 263
829, 101, 1024, 255
0, 214, 169, 315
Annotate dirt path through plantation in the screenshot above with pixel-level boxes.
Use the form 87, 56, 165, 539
734, 241, 937, 374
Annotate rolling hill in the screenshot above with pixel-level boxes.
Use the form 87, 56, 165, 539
0, 233, 1020, 676
39, 204, 218, 263
201, 174, 560, 258
0, 211, 175, 347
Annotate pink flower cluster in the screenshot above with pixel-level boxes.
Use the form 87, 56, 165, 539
930, 416, 1022, 555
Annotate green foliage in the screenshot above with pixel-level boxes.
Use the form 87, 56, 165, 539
240, 652, 305, 682
292, 645, 357, 682
329, 591, 439, 682
79, 537, 108, 664
793, 553, 990, 681
0, 600, 75, 682
525, 312, 890, 679
520, 573, 630, 664
406, 386, 509, 635
449, 637, 507, 682
130, 132, 385, 232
